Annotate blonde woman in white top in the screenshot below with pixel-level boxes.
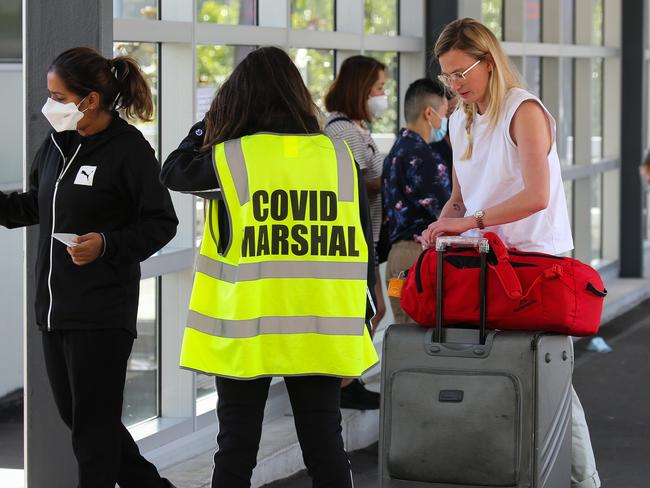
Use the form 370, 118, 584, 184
422, 18, 600, 488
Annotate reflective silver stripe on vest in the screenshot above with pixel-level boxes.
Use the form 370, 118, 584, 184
223, 138, 249, 204
196, 254, 367, 283
187, 310, 365, 338
331, 138, 354, 202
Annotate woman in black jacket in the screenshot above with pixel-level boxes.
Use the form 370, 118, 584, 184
0, 47, 177, 488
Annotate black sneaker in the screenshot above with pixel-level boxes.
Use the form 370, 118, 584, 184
358, 379, 380, 402
340, 379, 380, 410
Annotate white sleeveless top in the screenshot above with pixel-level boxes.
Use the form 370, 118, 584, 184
449, 88, 573, 254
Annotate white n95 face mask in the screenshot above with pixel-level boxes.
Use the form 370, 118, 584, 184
367, 94, 389, 119
41, 96, 87, 132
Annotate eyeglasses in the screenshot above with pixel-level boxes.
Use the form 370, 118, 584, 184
437, 59, 481, 88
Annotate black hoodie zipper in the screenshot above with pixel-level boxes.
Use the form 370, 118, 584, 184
47, 134, 81, 331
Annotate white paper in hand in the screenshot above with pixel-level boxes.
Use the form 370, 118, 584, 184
53, 233, 79, 247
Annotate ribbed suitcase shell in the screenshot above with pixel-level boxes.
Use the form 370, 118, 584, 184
379, 325, 572, 487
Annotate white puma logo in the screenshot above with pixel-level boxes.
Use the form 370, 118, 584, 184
74, 166, 97, 186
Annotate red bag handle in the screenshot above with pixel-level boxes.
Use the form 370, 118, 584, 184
484, 231, 565, 299
484, 232, 523, 299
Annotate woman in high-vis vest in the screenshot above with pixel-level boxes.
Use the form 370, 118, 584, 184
161, 46, 379, 488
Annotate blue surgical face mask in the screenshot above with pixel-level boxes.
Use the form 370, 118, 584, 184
429, 107, 448, 143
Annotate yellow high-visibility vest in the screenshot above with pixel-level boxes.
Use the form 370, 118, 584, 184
180, 133, 379, 379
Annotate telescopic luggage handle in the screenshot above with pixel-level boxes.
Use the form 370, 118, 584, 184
434, 236, 490, 345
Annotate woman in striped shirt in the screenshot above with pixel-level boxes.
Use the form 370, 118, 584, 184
323, 55, 388, 410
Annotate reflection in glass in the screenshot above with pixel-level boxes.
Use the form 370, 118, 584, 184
196, 45, 256, 119
123, 278, 159, 427
365, 51, 398, 135
591, 58, 603, 162
524, 56, 541, 97
113, 0, 158, 19
591, 174, 602, 261
525, 0, 541, 42
482, 0, 503, 40
289, 48, 334, 112
559, 58, 574, 166
197, 0, 257, 25
365, 0, 398, 36
291, 0, 334, 31
113, 42, 159, 154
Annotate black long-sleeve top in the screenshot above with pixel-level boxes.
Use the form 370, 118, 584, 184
0, 115, 178, 335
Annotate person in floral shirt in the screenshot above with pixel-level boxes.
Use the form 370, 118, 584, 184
382, 78, 452, 322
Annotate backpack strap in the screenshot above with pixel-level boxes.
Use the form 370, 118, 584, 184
325, 116, 353, 128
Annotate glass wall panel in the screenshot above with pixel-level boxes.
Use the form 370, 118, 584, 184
562, 0, 574, 44
113, 42, 159, 154
591, 174, 603, 261
564, 180, 573, 229
291, 0, 334, 31
525, 0, 541, 42
113, 0, 158, 19
365, 0, 398, 36
524, 56, 541, 97
592, 0, 603, 45
365, 51, 398, 135
289, 48, 334, 112
643, 186, 650, 241
559, 58, 574, 165
196, 44, 256, 118
591, 57, 603, 162
197, 0, 257, 25
0, 0, 21, 61
482, 0, 503, 40
123, 278, 159, 426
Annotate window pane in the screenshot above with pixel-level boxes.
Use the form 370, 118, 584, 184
197, 0, 257, 25
592, 0, 603, 45
591, 58, 603, 162
564, 180, 573, 229
482, 0, 503, 40
196, 45, 256, 119
524, 56, 541, 97
113, 0, 158, 19
591, 174, 602, 261
559, 58, 574, 166
525, 0, 541, 42
365, 51, 398, 135
290, 0, 334, 31
123, 278, 159, 426
289, 48, 334, 112
0, 0, 21, 61
644, 185, 650, 241
0, 65, 22, 188
113, 42, 159, 154
563, 180, 574, 257
365, 0, 398, 36
562, 0, 574, 44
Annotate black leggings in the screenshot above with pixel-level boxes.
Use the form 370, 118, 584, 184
41, 329, 165, 488
212, 375, 353, 488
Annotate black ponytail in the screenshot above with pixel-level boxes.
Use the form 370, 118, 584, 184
49, 47, 153, 122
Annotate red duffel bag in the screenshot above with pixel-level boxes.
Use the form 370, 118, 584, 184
400, 232, 607, 336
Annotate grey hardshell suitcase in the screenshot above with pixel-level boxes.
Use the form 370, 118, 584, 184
379, 236, 573, 487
